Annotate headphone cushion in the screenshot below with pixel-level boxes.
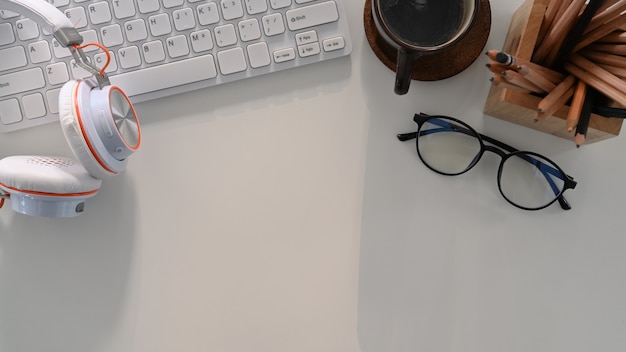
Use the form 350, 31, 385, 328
59, 80, 122, 179
0, 155, 102, 195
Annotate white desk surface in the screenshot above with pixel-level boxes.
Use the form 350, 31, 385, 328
1, 1, 626, 351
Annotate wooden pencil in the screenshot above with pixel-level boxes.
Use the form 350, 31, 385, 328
489, 74, 533, 93
537, 0, 568, 47
485, 50, 499, 61
535, 85, 575, 121
584, 0, 626, 34
551, 0, 608, 69
570, 54, 626, 94
585, 43, 626, 55
574, 13, 626, 52
596, 62, 626, 78
580, 49, 626, 67
517, 64, 558, 92
486, 62, 510, 74
533, 0, 587, 63
494, 51, 565, 82
564, 61, 626, 107
574, 88, 597, 147
567, 80, 588, 132
537, 74, 577, 112
596, 30, 626, 43
501, 70, 545, 93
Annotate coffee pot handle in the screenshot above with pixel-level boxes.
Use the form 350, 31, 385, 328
395, 49, 418, 95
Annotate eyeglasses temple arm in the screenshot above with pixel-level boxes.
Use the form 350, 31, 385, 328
397, 132, 418, 142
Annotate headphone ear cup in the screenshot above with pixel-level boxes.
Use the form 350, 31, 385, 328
0, 155, 102, 217
59, 80, 128, 179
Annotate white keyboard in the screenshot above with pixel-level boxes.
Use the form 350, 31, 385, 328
0, 0, 352, 132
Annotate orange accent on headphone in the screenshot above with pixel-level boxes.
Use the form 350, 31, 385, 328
73, 81, 118, 175
0, 182, 98, 198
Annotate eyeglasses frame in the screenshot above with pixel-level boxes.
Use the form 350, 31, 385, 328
397, 113, 578, 211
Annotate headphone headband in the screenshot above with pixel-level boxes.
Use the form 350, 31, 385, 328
0, 0, 83, 46
0, 0, 72, 32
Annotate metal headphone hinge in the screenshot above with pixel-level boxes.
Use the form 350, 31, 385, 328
70, 47, 111, 89
54, 28, 83, 47
57, 28, 111, 89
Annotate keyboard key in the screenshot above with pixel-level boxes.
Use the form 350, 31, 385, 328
49, 0, 70, 6
247, 42, 271, 68
51, 38, 72, 58
125, 19, 148, 42
298, 42, 320, 57
22, 93, 46, 120
0, 99, 22, 125
173, 8, 196, 31
286, 1, 339, 31
0, 47, 27, 72
217, 47, 247, 75
0, 9, 20, 19
165, 35, 190, 57
95, 51, 118, 73
46, 88, 62, 114
0, 68, 46, 98
109, 55, 218, 96
197, 3, 220, 25
245, 0, 268, 15
15, 19, 39, 41
101, 24, 124, 47
27, 41, 52, 64
70, 59, 92, 80
0, 23, 15, 45
148, 13, 172, 37
138, 0, 161, 14
238, 18, 261, 42
262, 13, 285, 36
64, 7, 88, 29
215, 24, 237, 47
323, 36, 345, 52
221, 0, 244, 20
88, 2, 113, 25
112, 0, 136, 19
142, 41, 166, 63
190, 29, 214, 52
46, 62, 70, 85
296, 30, 318, 45
79, 30, 100, 51
118, 46, 142, 68
163, 0, 184, 8
270, 0, 292, 10
273, 48, 295, 63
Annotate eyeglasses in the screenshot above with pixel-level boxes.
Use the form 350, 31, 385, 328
397, 113, 578, 210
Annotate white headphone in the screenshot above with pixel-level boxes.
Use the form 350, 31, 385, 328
0, 0, 141, 217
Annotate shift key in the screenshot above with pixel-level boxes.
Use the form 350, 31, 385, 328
0, 68, 46, 98
286, 1, 339, 31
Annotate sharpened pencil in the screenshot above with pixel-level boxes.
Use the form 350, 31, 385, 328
567, 80, 588, 132
537, 75, 577, 112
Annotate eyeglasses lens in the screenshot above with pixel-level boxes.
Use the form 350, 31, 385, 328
499, 153, 566, 209
417, 118, 482, 175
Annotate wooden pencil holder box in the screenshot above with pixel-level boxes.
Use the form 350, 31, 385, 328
483, 0, 623, 143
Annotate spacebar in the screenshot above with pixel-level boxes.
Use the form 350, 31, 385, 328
109, 55, 217, 97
